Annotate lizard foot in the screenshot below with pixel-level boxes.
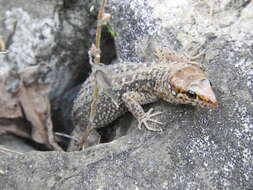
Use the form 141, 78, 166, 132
155, 46, 205, 68
137, 108, 163, 131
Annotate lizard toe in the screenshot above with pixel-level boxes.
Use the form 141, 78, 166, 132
137, 108, 163, 131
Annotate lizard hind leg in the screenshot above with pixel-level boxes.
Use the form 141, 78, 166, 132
155, 45, 205, 68
122, 91, 163, 132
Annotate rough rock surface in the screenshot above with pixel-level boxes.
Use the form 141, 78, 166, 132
0, 134, 34, 152
0, 0, 252, 190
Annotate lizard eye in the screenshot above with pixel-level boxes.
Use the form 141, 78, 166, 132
186, 90, 197, 99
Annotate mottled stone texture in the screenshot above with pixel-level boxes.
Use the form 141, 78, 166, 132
0, 0, 101, 147
0, 0, 252, 190
0, 0, 99, 104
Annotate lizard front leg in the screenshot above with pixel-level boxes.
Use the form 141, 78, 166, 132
122, 91, 163, 131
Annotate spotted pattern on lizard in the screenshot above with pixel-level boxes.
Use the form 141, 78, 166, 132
68, 60, 218, 151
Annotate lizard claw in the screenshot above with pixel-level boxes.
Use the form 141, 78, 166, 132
137, 108, 163, 131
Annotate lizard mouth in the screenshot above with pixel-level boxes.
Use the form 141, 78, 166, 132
210, 101, 218, 109
198, 94, 218, 109
199, 100, 218, 109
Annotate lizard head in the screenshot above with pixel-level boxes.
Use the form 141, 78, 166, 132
168, 64, 218, 109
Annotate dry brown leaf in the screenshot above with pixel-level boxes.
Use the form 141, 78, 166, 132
18, 67, 62, 151
0, 72, 22, 118
0, 118, 31, 138
0, 66, 62, 151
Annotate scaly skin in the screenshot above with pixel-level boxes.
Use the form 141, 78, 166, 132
69, 60, 218, 151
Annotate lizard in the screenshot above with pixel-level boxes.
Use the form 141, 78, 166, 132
68, 49, 218, 151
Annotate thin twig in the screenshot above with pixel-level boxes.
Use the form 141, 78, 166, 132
95, 0, 107, 65
0, 169, 4, 175
54, 132, 80, 142
0, 146, 24, 155
78, 0, 107, 150
0, 35, 8, 54
0, 36, 6, 51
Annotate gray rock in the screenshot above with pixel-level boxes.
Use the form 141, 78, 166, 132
0, 0, 97, 104
0, 0, 252, 190
0, 134, 34, 152
0, 0, 98, 145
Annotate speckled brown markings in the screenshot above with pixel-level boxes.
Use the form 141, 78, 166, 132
68, 60, 218, 150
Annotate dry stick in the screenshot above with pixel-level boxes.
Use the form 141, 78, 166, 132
0, 146, 24, 155
0, 36, 8, 54
0, 36, 5, 51
0, 169, 4, 175
95, 0, 107, 65
78, 0, 107, 150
